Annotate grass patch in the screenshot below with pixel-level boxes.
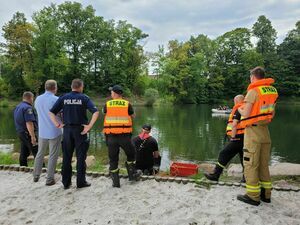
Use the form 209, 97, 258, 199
0, 152, 18, 164
88, 160, 106, 172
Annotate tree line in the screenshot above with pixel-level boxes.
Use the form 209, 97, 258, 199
149, 16, 300, 103
0, 1, 299, 104
0, 1, 148, 98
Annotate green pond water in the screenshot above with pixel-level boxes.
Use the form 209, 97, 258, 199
0, 104, 299, 170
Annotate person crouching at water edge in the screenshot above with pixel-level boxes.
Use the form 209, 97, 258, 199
132, 124, 161, 175
205, 95, 246, 182
49, 79, 99, 189
237, 67, 278, 206
103, 85, 141, 188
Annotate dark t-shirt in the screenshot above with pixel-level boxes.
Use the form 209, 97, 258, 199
13, 101, 38, 133
132, 136, 158, 169
233, 110, 241, 121
232, 109, 243, 139
50, 91, 98, 125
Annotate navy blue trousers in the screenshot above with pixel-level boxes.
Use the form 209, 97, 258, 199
62, 126, 89, 187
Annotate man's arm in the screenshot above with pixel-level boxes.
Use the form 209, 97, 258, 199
49, 112, 64, 128
26, 122, 37, 145
81, 111, 99, 135
231, 119, 239, 138
238, 102, 253, 118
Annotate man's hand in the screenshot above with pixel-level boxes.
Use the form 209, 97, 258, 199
56, 123, 64, 129
31, 136, 37, 146
81, 124, 91, 135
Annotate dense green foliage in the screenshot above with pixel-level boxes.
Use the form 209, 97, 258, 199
151, 16, 300, 103
0, 2, 147, 98
0, 3, 299, 104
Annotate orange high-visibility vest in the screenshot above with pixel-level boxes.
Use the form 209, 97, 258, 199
240, 78, 278, 127
226, 103, 245, 137
103, 99, 133, 134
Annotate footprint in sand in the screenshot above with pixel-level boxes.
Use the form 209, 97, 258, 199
7, 208, 24, 215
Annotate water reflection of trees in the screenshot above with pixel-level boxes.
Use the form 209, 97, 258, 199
134, 105, 228, 163
1, 104, 300, 164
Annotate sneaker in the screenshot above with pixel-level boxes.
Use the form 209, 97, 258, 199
46, 180, 56, 186
237, 194, 260, 206
33, 176, 39, 182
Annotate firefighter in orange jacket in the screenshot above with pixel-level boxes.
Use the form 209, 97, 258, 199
205, 95, 246, 182
103, 85, 140, 188
237, 67, 278, 206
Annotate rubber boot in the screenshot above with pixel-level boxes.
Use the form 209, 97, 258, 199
204, 164, 223, 181
126, 161, 141, 181
260, 188, 271, 203
110, 169, 120, 188
240, 174, 246, 183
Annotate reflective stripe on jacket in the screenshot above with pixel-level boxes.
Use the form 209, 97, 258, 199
103, 99, 132, 134
226, 103, 245, 136
240, 78, 278, 127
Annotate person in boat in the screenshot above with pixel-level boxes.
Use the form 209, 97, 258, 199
132, 124, 161, 175
205, 94, 246, 182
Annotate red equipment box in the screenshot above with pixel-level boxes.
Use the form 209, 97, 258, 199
170, 162, 199, 177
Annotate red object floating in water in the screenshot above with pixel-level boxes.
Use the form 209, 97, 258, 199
170, 162, 199, 177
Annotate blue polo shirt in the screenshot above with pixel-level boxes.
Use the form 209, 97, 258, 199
13, 101, 38, 133
50, 91, 98, 125
35, 91, 63, 139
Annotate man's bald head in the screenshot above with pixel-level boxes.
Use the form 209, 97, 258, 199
234, 95, 244, 104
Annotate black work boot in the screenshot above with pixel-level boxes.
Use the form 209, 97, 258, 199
237, 194, 260, 206
204, 164, 223, 181
110, 170, 120, 188
126, 161, 141, 181
240, 175, 246, 183
260, 188, 271, 203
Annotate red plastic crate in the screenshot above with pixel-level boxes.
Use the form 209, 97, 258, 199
170, 162, 199, 177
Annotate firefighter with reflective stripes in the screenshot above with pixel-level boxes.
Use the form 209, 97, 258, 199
103, 85, 140, 187
237, 67, 278, 206
205, 95, 246, 181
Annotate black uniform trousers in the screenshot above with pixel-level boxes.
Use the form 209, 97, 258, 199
62, 126, 89, 187
17, 131, 38, 166
106, 134, 135, 171
218, 136, 244, 168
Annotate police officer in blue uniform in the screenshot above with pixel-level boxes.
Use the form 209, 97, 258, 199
13, 92, 38, 166
49, 79, 99, 189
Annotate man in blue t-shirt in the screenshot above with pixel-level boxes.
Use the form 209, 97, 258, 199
13, 92, 38, 166
49, 79, 99, 189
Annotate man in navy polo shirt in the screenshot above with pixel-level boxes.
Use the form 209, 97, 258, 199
13, 92, 38, 166
49, 79, 99, 189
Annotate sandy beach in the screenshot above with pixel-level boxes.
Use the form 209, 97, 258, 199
0, 171, 299, 225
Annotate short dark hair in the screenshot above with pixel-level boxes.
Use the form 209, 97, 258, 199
45, 80, 57, 91
22, 91, 34, 100
250, 66, 265, 79
71, 79, 84, 89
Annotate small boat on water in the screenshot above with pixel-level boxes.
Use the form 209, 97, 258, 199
211, 108, 232, 114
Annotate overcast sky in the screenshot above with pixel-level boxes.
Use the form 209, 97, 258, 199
0, 0, 299, 52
